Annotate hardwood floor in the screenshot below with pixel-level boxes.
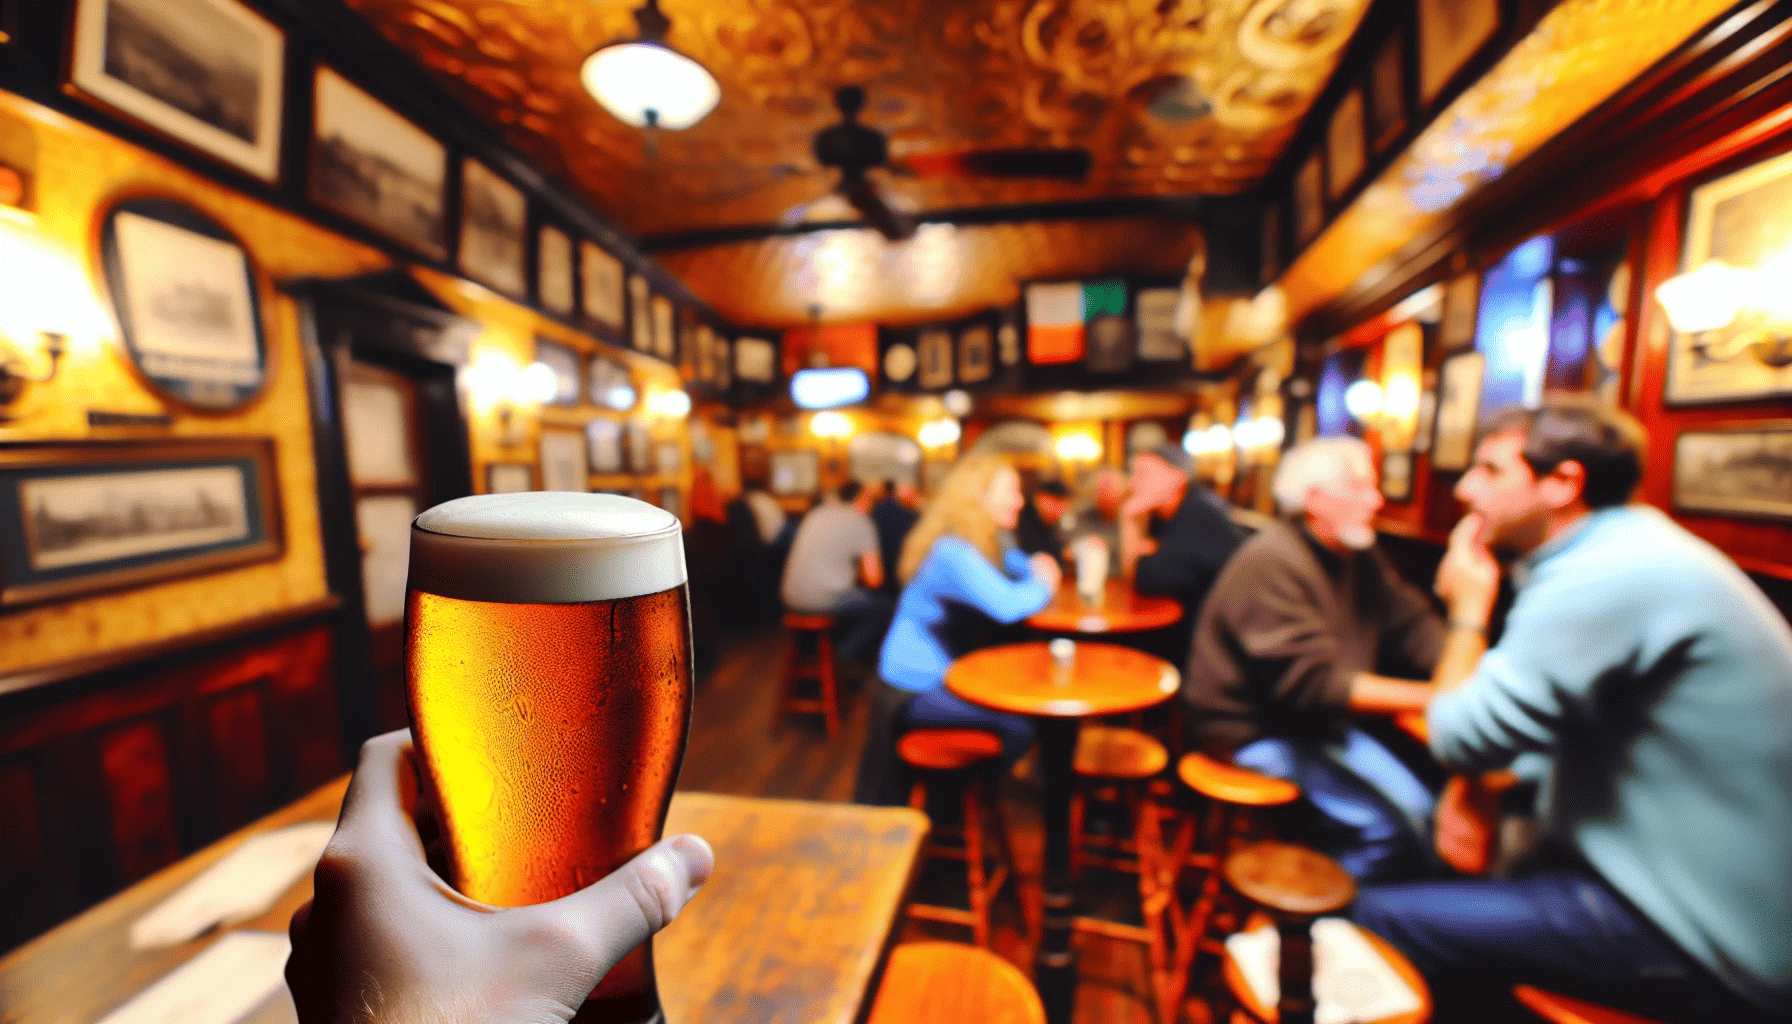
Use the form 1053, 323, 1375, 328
679, 621, 1198, 1024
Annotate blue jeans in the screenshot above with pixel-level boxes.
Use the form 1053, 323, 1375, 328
1353, 853, 1774, 1023
824, 587, 896, 666
904, 686, 1035, 766
1233, 728, 1435, 883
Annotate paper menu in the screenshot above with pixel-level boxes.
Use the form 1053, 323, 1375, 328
96, 931, 291, 1024
1224, 917, 1423, 1024
130, 822, 335, 949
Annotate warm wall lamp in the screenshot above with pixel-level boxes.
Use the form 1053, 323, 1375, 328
0, 208, 106, 418
1654, 259, 1792, 368
580, 0, 720, 132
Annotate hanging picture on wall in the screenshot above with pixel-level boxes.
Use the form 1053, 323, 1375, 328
917, 329, 954, 389
770, 450, 819, 496
1085, 315, 1134, 374
538, 429, 587, 492
70, 0, 285, 182
1440, 272, 1481, 349
628, 276, 652, 351
587, 354, 634, 411
532, 339, 581, 407
460, 159, 527, 296
1134, 288, 1184, 362
625, 421, 653, 474
486, 463, 533, 494
1293, 154, 1324, 247
1432, 349, 1485, 471
1666, 147, 1792, 404
101, 200, 267, 411
735, 337, 776, 383
1418, 0, 1500, 108
536, 226, 574, 316
1381, 450, 1413, 503
0, 438, 280, 606
1326, 87, 1367, 203
958, 323, 992, 384
658, 487, 683, 522
585, 418, 624, 473
650, 294, 676, 361
1367, 28, 1408, 152
311, 67, 446, 259
1673, 426, 1792, 519
580, 241, 624, 334
655, 440, 682, 476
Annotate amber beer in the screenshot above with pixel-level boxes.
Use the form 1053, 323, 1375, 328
404, 493, 692, 1024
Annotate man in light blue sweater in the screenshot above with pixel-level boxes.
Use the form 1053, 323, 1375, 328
1353, 396, 1792, 1022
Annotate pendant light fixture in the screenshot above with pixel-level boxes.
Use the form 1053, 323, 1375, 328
580, 0, 720, 132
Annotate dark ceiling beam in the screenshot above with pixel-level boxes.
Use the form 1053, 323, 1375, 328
638, 193, 1209, 253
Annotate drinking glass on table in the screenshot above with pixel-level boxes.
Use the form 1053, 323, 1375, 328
1071, 535, 1109, 607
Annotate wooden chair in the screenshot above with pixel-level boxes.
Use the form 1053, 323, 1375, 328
1513, 986, 1669, 1024
899, 729, 1019, 949
781, 612, 840, 737
867, 941, 1045, 1024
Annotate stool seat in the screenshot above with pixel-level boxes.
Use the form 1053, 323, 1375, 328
1224, 911, 1432, 1024
783, 612, 837, 630
1177, 752, 1301, 807
899, 729, 1004, 771
1223, 841, 1356, 918
1513, 986, 1668, 1024
868, 942, 1044, 1024
1075, 725, 1169, 780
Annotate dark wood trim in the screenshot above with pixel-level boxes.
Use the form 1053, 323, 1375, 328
0, 596, 341, 706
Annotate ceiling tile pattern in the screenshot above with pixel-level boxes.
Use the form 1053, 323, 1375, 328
346, 0, 1372, 240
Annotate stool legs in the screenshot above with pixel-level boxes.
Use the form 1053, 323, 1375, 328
780, 626, 840, 738
907, 773, 1013, 949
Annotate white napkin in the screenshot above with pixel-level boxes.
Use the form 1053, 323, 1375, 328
1224, 917, 1422, 1024
130, 823, 335, 948
97, 931, 291, 1024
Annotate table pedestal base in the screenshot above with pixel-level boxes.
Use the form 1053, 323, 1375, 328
1035, 717, 1080, 1024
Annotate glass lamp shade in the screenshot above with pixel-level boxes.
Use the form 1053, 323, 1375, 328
1654, 261, 1747, 334
581, 42, 719, 130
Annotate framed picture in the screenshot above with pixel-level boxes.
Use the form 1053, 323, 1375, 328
625, 421, 653, 474
1380, 450, 1414, 503
883, 341, 917, 386
1134, 288, 1184, 362
101, 199, 267, 411
958, 323, 992, 384
70, 0, 285, 182
580, 241, 624, 334
486, 463, 533, 494
587, 354, 634, 411
1666, 147, 1792, 404
655, 440, 682, 476
584, 418, 624, 473
532, 339, 580, 407
536, 225, 573, 316
712, 331, 732, 390
1432, 349, 1485, 471
1085, 315, 1134, 374
538, 429, 587, 492
311, 67, 446, 259
1260, 202, 1284, 286
1414, 367, 1438, 454
628, 275, 652, 351
735, 337, 776, 383
460, 159, 526, 296
0, 438, 280, 606
1418, 0, 1500, 108
1326, 87, 1367, 203
997, 321, 1022, 367
918, 328, 954, 389
1367, 27, 1408, 152
1673, 425, 1792, 519
770, 450, 819, 496
1293, 154, 1324, 247
1440, 272, 1481, 349
650, 294, 675, 361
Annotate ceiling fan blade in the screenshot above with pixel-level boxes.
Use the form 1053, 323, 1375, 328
838, 174, 914, 241
893, 148, 1093, 180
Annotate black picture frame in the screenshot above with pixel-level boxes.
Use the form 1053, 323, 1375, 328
1672, 424, 1792, 520
1367, 26, 1409, 153
1380, 450, 1414, 503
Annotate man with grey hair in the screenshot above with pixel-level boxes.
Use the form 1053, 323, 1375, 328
1184, 435, 1446, 881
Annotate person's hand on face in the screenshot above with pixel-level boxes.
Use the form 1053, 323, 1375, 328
1029, 552, 1063, 592
286, 731, 713, 1024
1436, 511, 1501, 625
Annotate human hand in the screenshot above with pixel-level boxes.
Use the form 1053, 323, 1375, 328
1029, 552, 1063, 592
1434, 775, 1500, 876
1435, 513, 1500, 626
286, 730, 713, 1024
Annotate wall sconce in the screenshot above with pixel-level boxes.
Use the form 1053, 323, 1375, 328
810, 410, 854, 439
1654, 259, 1792, 367
0, 330, 65, 412
466, 353, 555, 446
1052, 430, 1102, 464
917, 417, 960, 450
0, 207, 110, 416
1344, 379, 1384, 422
644, 388, 692, 419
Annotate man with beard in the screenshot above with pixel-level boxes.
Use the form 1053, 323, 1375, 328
1185, 436, 1445, 882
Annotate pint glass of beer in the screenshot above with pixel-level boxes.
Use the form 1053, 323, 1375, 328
405, 492, 691, 1024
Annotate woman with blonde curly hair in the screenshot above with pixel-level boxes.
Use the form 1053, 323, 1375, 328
854, 452, 1062, 805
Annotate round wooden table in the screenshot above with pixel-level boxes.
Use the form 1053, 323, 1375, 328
945, 641, 1180, 1024
1025, 579, 1184, 634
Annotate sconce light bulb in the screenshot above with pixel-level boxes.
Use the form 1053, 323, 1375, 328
646, 389, 692, 419
811, 409, 853, 439
520, 362, 559, 404
1654, 260, 1748, 334
1344, 379, 1385, 422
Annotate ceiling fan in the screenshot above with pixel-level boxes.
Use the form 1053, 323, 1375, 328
794, 85, 1094, 241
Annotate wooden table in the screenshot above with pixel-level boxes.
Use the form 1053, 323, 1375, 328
0, 780, 928, 1024
1026, 580, 1183, 635
945, 641, 1180, 1024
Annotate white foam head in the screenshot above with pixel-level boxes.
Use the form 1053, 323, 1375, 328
409, 493, 685, 603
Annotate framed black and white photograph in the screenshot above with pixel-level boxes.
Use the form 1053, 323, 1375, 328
1368, 27, 1408, 152
101, 199, 267, 411
70, 0, 285, 182
537, 226, 573, 316
1673, 426, 1792, 519
1293, 154, 1324, 247
586, 354, 634, 412
585, 418, 624, 474
1327, 87, 1367, 203
580, 241, 624, 334
0, 438, 280, 606
650, 294, 676, 361
1432, 349, 1485, 471
958, 323, 992, 384
460, 159, 527, 297
532, 339, 581, 407
1418, 0, 1500, 108
918, 328, 954, 390
486, 463, 533, 494
1134, 288, 1184, 362
538, 429, 587, 492
1380, 450, 1413, 503
311, 66, 446, 259
629, 275, 652, 351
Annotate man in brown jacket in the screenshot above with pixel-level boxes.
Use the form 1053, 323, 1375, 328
1186, 436, 1444, 881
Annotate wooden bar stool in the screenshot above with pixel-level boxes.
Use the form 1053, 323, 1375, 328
1513, 986, 1668, 1024
781, 612, 840, 737
1160, 753, 1301, 1024
1222, 842, 1360, 1024
899, 728, 1018, 949
868, 942, 1045, 1024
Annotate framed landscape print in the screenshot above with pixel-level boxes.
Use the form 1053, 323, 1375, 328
1367, 28, 1408, 152
1673, 426, 1792, 519
1326, 87, 1367, 203
580, 241, 624, 334
536, 225, 573, 316
311, 67, 446, 259
0, 438, 280, 606
486, 463, 533, 494
70, 0, 285, 182
460, 159, 527, 296
1432, 349, 1485, 471
537, 429, 587, 492
1665, 148, 1792, 404
1293, 154, 1324, 247
101, 199, 267, 411
1418, 0, 1500, 108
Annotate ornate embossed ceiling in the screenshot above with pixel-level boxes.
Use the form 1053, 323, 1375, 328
343, 0, 1373, 325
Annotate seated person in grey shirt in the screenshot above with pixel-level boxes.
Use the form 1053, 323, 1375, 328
781, 480, 895, 666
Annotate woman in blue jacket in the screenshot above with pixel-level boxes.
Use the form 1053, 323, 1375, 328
854, 452, 1061, 804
